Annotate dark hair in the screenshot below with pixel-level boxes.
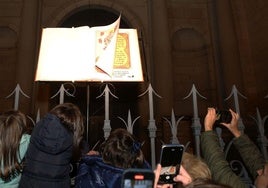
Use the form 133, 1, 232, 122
0, 110, 27, 181
100, 128, 145, 169
50, 103, 84, 159
185, 178, 231, 188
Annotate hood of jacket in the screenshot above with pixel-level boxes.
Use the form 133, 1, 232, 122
75, 155, 152, 188
22, 113, 73, 181
75, 155, 124, 188
31, 113, 73, 155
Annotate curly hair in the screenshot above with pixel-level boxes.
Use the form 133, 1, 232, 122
100, 128, 145, 169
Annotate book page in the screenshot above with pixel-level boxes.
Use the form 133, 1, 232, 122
84, 29, 144, 82
113, 32, 131, 69
109, 29, 144, 82
93, 16, 121, 77
35, 26, 95, 81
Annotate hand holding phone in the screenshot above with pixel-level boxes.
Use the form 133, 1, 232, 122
121, 168, 155, 188
158, 144, 184, 184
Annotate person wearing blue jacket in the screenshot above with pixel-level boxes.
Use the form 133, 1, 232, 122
75, 128, 151, 188
19, 103, 84, 188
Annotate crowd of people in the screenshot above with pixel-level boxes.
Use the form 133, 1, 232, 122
0, 102, 267, 188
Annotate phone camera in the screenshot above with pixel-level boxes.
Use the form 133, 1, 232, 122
216, 109, 232, 124
165, 176, 170, 180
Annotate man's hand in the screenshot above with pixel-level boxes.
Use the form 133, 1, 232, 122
154, 164, 174, 188
154, 164, 192, 188
173, 165, 192, 186
221, 109, 241, 138
204, 108, 217, 131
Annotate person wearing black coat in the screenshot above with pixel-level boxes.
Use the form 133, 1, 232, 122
19, 103, 84, 188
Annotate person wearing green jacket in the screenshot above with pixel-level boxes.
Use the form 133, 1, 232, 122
201, 108, 268, 188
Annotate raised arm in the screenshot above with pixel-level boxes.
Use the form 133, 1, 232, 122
221, 109, 266, 181
201, 108, 247, 188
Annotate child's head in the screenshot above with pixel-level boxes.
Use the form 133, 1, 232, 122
181, 152, 211, 180
100, 128, 145, 169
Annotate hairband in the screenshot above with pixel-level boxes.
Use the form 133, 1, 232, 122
132, 141, 141, 153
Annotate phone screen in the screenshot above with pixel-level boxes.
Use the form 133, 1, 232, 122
122, 169, 154, 188
159, 144, 184, 184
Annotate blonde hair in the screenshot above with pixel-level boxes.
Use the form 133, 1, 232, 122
181, 152, 212, 180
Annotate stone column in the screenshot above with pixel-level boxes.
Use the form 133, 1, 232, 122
214, 0, 243, 96
207, 0, 226, 107
151, 0, 173, 116
16, 0, 40, 113
231, 0, 258, 112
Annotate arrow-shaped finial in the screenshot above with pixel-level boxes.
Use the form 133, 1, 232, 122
139, 83, 162, 121
163, 109, 184, 144
183, 84, 206, 119
225, 85, 246, 115
51, 83, 75, 104
6, 84, 30, 110
118, 109, 140, 134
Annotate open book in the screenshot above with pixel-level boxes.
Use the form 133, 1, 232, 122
35, 16, 144, 82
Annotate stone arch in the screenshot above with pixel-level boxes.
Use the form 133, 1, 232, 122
44, 1, 144, 31
172, 28, 207, 52
171, 24, 210, 46
59, 7, 131, 28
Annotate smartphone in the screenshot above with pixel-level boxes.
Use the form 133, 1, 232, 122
121, 168, 155, 188
158, 144, 184, 184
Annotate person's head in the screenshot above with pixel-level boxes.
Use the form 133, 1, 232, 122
50, 103, 84, 154
181, 152, 211, 180
0, 110, 28, 181
100, 128, 145, 169
185, 178, 231, 188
